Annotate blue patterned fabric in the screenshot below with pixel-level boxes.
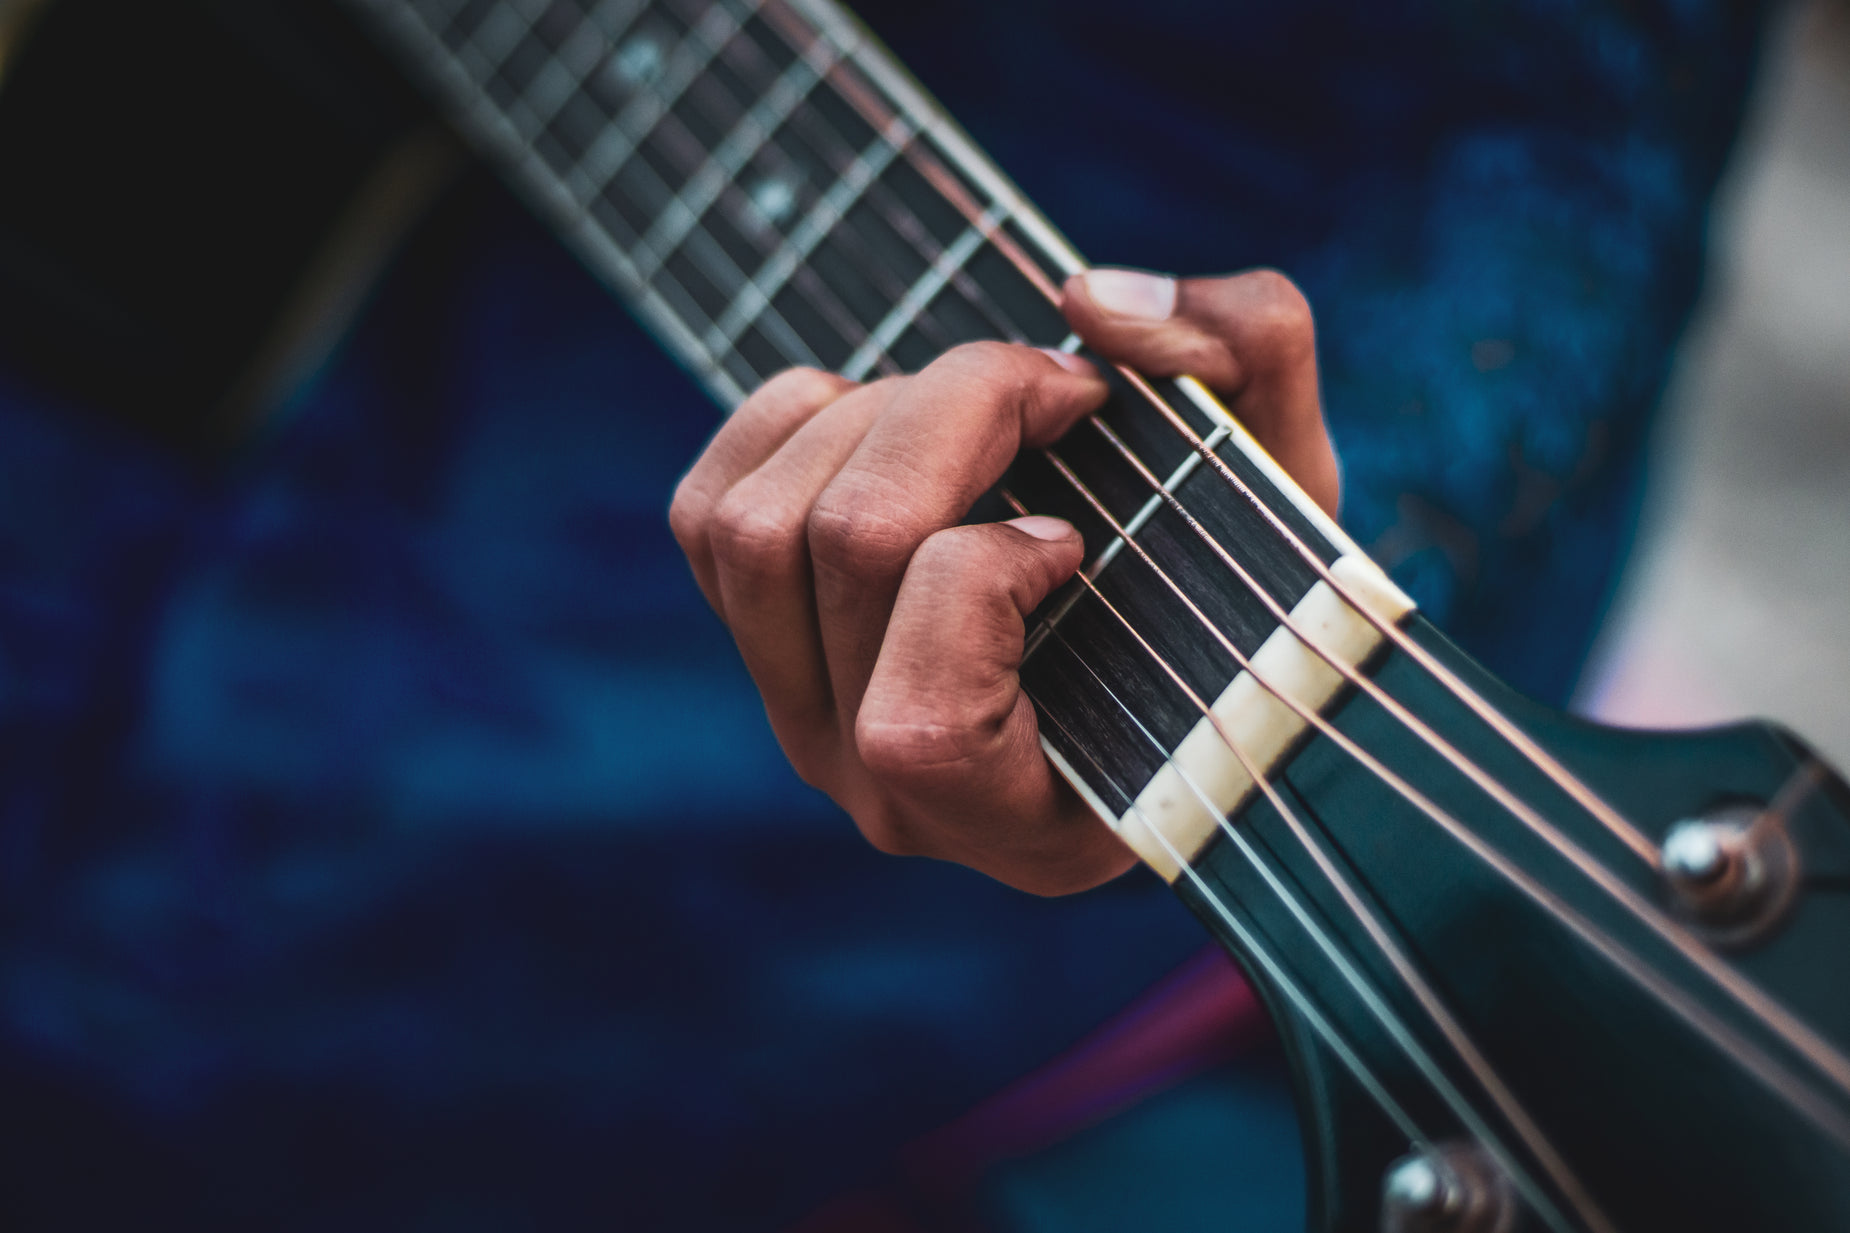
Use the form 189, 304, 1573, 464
0, 1, 1764, 1229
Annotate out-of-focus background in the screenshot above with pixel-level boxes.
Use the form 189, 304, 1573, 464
0, 0, 1845, 1230
1582, 0, 1850, 765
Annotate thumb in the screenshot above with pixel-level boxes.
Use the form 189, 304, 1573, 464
1061, 268, 1340, 515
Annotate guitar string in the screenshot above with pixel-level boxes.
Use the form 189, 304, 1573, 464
1033, 619, 1586, 1233
420, 0, 1850, 1135
786, 48, 1850, 1107
1032, 701, 1439, 1155
516, 0, 849, 374
674, 4, 975, 356
398, 0, 805, 383
402, 0, 1505, 1183
642, 30, 1585, 1182
694, 40, 1599, 1192
1019, 494, 1600, 1233
1092, 359, 1850, 1103
617, 11, 914, 375
673, 11, 1850, 1149
683, 0, 1850, 1135
739, 14, 1850, 1144
1069, 418, 1850, 1121
619, 0, 1018, 383
362, 15, 1474, 1188
1006, 468, 1850, 1155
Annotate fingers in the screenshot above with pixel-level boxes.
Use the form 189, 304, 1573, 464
708, 380, 900, 767
856, 517, 1139, 895
1061, 268, 1341, 515
670, 366, 856, 618
810, 342, 1109, 716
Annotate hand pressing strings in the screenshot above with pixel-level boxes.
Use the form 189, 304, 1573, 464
670, 268, 1339, 895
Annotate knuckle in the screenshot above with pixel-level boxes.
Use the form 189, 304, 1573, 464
667, 474, 711, 553
807, 480, 913, 579
709, 486, 804, 577
750, 365, 854, 415
1239, 269, 1317, 357
903, 525, 974, 581
855, 701, 984, 789
912, 526, 1050, 613
931, 340, 1035, 401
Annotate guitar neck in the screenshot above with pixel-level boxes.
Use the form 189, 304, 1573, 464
349, 0, 1412, 882
350, 0, 1087, 405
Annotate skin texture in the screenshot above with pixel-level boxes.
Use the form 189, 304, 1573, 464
670, 269, 1340, 895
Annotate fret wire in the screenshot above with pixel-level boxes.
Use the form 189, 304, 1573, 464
479, 2, 555, 135
637, 94, 883, 374
468, 1, 528, 69
840, 207, 1003, 381
753, 11, 1066, 352
362, 0, 746, 405
692, 27, 961, 358
699, 11, 967, 360
570, 2, 753, 189
755, 17, 1224, 594
812, 11, 1081, 281
1021, 421, 1235, 661
631, 36, 837, 279
676, 227, 824, 367
549, 62, 867, 377
414, 3, 814, 375
736, 17, 1211, 582
509, 8, 614, 132
766, 97, 967, 353
445, 1, 840, 382
717, 1, 1020, 364
638, 56, 913, 376
416, 0, 470, 28
705, 117, 911, 352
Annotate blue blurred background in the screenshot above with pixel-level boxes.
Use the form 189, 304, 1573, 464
2, 0, 1827, 1228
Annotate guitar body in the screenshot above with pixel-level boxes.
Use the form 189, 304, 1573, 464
1189, 617, 1850, 1230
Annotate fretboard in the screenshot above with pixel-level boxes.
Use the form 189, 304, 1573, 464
347, 0, 1090, 404
347, 0, 1415, 880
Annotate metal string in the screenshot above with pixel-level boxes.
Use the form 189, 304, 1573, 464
1033, 619, 1585, 1233
625, 12, 909, 376
1086, 367, 1850, 1105
402, 0, 816, 384
424, 0, 1850, 1156
771, 37, 1850, 1110
1030, 699, 1437, 1156
672, 4, 970, 354
1072, 412, 1850, 1105
1008, 469, 1850, 1154
729, 13, 1850, 1143
670, 23, 1850, 1157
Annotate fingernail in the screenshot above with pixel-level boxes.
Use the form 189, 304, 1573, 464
1036, 347, 1096, 375
1006, 515, 1077, 542
1082, 269, 1177, 320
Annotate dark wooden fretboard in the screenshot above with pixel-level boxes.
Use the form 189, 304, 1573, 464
347, 0, 1386, 871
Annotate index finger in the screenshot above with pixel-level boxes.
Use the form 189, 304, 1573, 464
807, 341, 1109, 716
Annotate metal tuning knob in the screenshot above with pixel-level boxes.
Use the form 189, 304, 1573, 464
1380, 1142, 1517, 1233
1660, 801, 1801, 946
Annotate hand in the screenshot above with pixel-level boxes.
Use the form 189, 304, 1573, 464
669, 269, 1339, 895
